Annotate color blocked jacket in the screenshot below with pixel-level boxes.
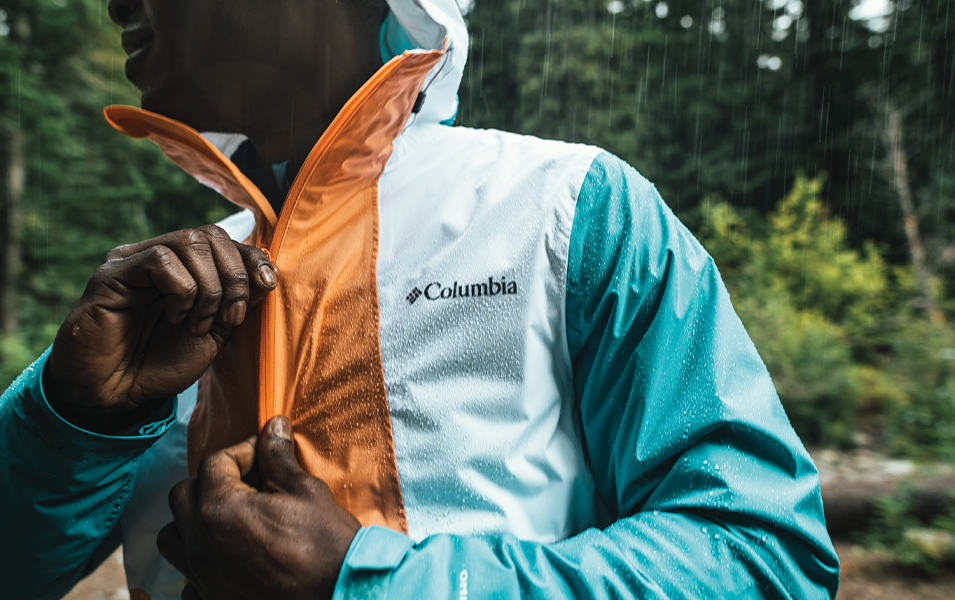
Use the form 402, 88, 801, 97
0, 1, 839, 598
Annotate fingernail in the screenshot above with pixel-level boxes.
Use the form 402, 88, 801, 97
226, 301, 246, 325
270, 415, 292, 441
258, 264, 277, 288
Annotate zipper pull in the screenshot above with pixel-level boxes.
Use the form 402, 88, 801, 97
412, 91, 426, 114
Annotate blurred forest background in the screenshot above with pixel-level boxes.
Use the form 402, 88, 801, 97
1, 0, 954, 591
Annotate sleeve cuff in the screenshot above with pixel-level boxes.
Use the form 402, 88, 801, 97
15, 347, 177, 457
332, 526, 413, 599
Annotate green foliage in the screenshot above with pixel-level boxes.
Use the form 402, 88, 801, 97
883, 320, 955, 461
861, 489, 955, 575
0, 333, 35, 387
460, 0, 955, 270
698, 175, 954, 455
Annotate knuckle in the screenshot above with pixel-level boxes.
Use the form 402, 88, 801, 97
200, 287, 224, 302
251, 246, 269, 261
239, 243, 268, 264
105, 245, 130, 261
147, 244, 175, 265
182, 231, 214, 257
228, 269, 250, 284
183, 228, 207, 246
90, 263, 111, 284
181, 282, 199, 299
200, 223, 229, 240
196, 454, 217, 480
169, 480, 189, 510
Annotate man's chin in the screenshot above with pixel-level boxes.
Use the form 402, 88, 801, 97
140, 88, 226, 133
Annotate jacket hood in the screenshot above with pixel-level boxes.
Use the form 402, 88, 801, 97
384, 0, 468, 125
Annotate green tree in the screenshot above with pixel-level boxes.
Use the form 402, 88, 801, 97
459, 0, 955, 301
0, 0, 228, 384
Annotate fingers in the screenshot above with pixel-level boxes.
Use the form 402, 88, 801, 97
103, 225, 277, 333
157, 521, 193, 579
256, 415, 309, 494
174, 227, 230, 335
98, 245, 198, 324
196, 435, 258, 497
200, 226, 249, 331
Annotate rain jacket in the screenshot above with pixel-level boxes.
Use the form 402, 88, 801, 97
0, 1, 839, 598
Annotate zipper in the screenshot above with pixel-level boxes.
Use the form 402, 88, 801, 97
256, 53, 415, 429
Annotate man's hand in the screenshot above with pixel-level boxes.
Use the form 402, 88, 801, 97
157, 415, 361, 600
43, 225, 277, 432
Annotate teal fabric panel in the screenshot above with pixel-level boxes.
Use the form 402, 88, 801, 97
0, 349, 176, 599
333, 153, 839, 598
379, 10, 416, 63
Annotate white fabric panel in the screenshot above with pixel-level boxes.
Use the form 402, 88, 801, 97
200, 132, 247, 159
377, 123, 601, 542
213, 208, 256, 242
120, 383, 196, 599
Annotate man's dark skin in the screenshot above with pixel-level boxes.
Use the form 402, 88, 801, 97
42, 0, 391, 597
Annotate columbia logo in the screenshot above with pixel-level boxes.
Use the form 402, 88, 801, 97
406, 276, 519, 304
406, 287, 423, 304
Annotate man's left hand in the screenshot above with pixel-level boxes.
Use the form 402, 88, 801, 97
157, 415, 361, 600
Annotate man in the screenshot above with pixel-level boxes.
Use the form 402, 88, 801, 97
0, 0, 840, 598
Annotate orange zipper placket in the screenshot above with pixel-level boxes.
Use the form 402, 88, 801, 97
255, 51, 426, 429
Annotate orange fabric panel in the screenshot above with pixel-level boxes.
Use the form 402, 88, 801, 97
186, 307, 262, 475
108, 47, 444, 534
255, 50, 444, 531
267, 182, 404, 529
104, 106, 277, 230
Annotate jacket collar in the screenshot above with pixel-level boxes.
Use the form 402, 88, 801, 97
105, 44, 446, 240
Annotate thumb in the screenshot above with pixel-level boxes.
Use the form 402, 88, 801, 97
235, 242, 279, 307
257, 415, 307, 493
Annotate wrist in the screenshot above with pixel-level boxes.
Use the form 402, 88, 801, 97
318, 516, 361, 599
45, 394, 157, 435
42, 353, 157, 435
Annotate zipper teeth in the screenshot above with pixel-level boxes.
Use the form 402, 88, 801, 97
258, 53, 416, 424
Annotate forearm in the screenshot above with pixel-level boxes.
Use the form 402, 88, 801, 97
334, 425, 837, 598
335, 509, 836, 599
0, 349, 175, 599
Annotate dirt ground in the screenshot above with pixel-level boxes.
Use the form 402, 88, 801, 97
62, 550, 128, 600
835, 542, 955, 599
62, 542, 955, 599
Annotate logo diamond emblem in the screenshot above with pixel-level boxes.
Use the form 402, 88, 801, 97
406, 287, 423, 305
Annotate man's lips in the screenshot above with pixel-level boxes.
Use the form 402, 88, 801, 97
122, 28, 155, 85
121, 27, 155, 57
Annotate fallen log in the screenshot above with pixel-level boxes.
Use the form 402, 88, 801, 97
822, 475, 955, 538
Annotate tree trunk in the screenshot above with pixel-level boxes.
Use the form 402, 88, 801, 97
1, 126, 24, 336
1, 12, 30, 337
882, 100, 946, 327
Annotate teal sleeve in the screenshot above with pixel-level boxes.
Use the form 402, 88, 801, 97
331, 152, 840, 599
0, 348, 176, 599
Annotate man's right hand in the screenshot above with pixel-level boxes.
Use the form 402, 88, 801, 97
43, 224, 278, 433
